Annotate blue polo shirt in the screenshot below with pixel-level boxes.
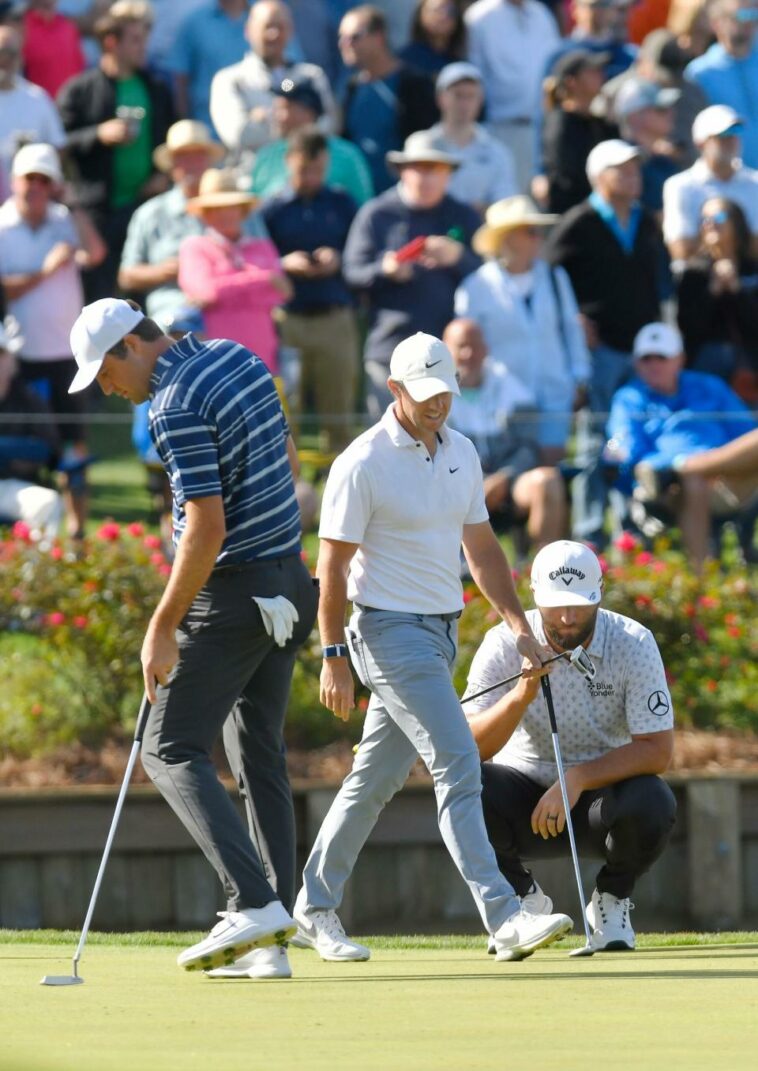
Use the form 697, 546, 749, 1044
148, 333, 301, 563
685, 42, 758, 168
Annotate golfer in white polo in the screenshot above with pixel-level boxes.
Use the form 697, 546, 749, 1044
292, 331, 573, 961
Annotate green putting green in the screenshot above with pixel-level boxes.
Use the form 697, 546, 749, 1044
2, 932, 757, 1071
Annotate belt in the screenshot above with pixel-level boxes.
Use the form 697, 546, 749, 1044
212, 555, 295, 574
355, 603, 461, 622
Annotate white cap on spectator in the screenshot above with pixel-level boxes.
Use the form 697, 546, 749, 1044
633, 322, 683, 359
389, 332, 460, 402
68, 299, 145, 394
12, 143, 62, 183
615, 78, 680, 119
586, 139, 640, 183
692, 104, 743, 145
436, 62, 483, 92
531, 541, 603, 607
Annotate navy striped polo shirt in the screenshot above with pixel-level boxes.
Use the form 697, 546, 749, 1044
148, 333, 301, 564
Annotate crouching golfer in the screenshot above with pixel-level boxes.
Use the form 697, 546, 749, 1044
68, 298, 318, 978
292, 332, 573, 962
463, 540, 677, 953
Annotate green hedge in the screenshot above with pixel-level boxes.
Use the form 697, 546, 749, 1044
0, 522, 755, 758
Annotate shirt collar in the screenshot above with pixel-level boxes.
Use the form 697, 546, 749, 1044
380, 403, 450, 448
691, 157, 741, 182
149, 335, 194, 397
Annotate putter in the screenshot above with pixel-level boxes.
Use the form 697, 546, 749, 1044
463, 644, 595, 704
41, 693, 152, 987
539, 675, 595, 959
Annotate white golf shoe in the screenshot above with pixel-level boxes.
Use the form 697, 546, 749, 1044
586, 889, 635, 951
204, 945, 292, 979
494, 905, 572, 962
293, 897, 370, 961
177, 901, 296, 971
487, 883, 553, 958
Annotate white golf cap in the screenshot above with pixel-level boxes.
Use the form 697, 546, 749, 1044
12, 142, 63, 183
585, 139, 640, 183
633, 321, 683, 359
68, 298, 145, 394
389, 332, 460, 402
436, 61, 483, 92
531, 541, 603, 607
692, 104, 743, 145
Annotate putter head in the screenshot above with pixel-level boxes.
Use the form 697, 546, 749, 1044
568, 646, 596, 681
569, 944, 595, 958
40, 975, 84, 986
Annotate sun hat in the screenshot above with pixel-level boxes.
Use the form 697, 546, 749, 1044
272, 76, 324, 117
615, 78, 680, 119
11, 142, 62, 183
386, 130, 461, 169
186, 169, 259, 215
389, 332, 460, 402
586, 138, 641, 183
68, 299, 145, 394
531, 541, 604, 607
153, 119, 224, 173
633, 322, 683, 360
692, 104, 743, 145
436, 61, 483, 92
473, 195, 558, 257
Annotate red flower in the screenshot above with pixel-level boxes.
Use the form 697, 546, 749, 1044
143, 534, 162, 550
706, 680, 718, 693
727, 626, 741, 638
12, 521, 31, 541
46, 611, 65, 627
635, 551, 653, 566
358, 696, 369, 712
724, 613, 739, 626
30, 703, 43, 718
49, 545, 63, 560
158, 563, 172, 576
693, 623, 710, 643
651, 560, 667, 573
683, 603, 696, 618
614, 531, 638, 553
150, 552, 165, 567
96, 521, 121, 541
126, 522, 145, 537
73, 615, 88, 629
597, 555, 609, 574
698, 595, 719, 609
463, 589, 473, 604
635, 595, 652, 609
82, 579, 98, 592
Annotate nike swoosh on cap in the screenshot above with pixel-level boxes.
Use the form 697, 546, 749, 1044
425, 360, 442, 368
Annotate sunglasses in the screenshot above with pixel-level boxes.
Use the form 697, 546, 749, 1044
702, 209, 729, 226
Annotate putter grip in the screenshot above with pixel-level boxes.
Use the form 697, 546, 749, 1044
133, 693, 152, 743
540, 676, 559, 734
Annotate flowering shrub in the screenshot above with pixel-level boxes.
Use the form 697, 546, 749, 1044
0, 525, 755, 758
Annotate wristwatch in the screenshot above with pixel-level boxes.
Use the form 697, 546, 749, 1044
322, 643, 349, 659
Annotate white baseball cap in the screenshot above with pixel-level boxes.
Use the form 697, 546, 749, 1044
692, 104, 743, 145
12, 142, 63, 183
531, 541, 603, 607
68, 298, 145, 393
436, 62, 483, 92
389, 332, 460, 402
633, 321, 683, 359
586, 139, 640, 183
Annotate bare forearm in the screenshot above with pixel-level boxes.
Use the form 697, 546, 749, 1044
151, 502, 225, 631
118, 263, 175, 291
570, 734, 674, 793
467, 680, 536, 761
316, 556, 350, 646
467, 539, 531, 637
2, 272, 43, 299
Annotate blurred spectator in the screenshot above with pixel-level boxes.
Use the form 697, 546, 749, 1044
343, 129, 480, 415
22, 1, 85, 99
145, 0, 206, 82
168, 0, 248, 132
339, 4, 438, 194
0, 142, 105, 536
455, 195, 590, 462
119, 119, 225, 322
606, 320, 756, 569
545, 138, 664, 545
0, 21, 66, 182
663, 104, 758, 260
425, 61, 518, 215
58, 1, 111, 67
0, 315, 63, 538
252, 75, 373, 204
600, 29, 708, 165
667, 0, 713, 58
288, 0, 344, 86
675, 196, 758, 400
677, 424, 758, 495
179, 168, 292, 374
262, 127, 360, 451
399, 0, 467, 74
684, 0, 758, 167
615, 77, 681, 212
57, 2, 175, 303
465, 0, 560, 191
547, 0, 637, 84
538, 49, 618, 214
444, 316, 568, 546
210, 0, 336, 166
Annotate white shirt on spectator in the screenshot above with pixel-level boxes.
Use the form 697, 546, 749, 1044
0, 77, 66, 179
426, 123, 518, 209
662, 158, 758, 244
463, 608, 674, 787
464, 0, 560, 122
450, 357, 534, 437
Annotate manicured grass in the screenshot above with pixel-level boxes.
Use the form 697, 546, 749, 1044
2, 932, 756, 1071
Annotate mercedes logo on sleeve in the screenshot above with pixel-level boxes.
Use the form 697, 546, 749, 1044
647, 691, 670, 716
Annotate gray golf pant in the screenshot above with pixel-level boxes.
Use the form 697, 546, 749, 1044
300, 609, 520, 934
141, 556, 319, 914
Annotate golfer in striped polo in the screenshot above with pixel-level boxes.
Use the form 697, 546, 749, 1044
68, 298, 318, 979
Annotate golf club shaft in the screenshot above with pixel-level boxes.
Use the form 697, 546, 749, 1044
463, 650, 568, 704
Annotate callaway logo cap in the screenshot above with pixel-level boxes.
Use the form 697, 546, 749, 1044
389, 332, 460, 402
68, 299, 145, 394
531, 540, 603, 607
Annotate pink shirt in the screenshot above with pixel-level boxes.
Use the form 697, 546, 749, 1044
23, 10, 85, 100
178, 231, 286, 373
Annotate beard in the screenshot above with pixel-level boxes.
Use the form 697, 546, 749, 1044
542, 608, 599, 653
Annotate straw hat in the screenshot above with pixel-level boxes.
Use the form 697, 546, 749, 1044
473, 196, 558, 257
186, 169, 259, 215
153, 120, 225, 173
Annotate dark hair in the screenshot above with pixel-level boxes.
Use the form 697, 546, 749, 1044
410, 0, 466, 59
347, 4, 387, 35
108, 300, 164, 358
94, 9, 148, 46
701, 197, 752, 265
286, 126, 328, 160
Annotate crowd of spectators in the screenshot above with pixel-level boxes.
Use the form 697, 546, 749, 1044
0, 0, 756, 568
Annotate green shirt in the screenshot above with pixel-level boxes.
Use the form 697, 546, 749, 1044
252, 135, 374, 205
111, 76, 153, 209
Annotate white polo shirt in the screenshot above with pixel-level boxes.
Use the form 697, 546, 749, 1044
662, 159, 758, 243
319, 405, 488, 614
463, 607, 674, 787
426, 123, 518, 208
